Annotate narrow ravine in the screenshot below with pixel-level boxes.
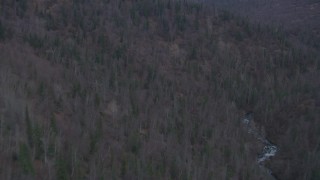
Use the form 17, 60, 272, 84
242, 112, 278, 179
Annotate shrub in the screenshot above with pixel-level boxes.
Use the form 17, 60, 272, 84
175, 14, 187, 31
0, 21, 4, 40
25, 107, 33, 147
18, 143, 34, 175
311, 168, 320, 180
33, 123, 44, 160
24, 34, 44, 49
17, 0, 27, 17
55, 157, 68, 180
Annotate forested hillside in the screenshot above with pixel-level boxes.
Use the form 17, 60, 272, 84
212, 0, 320, 49
0, 1, 319, 180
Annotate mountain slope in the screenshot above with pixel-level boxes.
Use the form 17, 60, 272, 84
0, 1, 319, 179
212, 0, 320, 49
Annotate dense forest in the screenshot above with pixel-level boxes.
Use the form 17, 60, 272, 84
0, 0, 319, 180
212, 0, 320, 49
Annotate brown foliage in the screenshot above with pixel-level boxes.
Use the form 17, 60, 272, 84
0, 0, 319, 180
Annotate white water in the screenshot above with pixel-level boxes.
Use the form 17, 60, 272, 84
242, 113, 278, 178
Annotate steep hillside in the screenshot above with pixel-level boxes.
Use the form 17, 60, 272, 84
0, 1, 319, 180
212, 0, 320, 48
